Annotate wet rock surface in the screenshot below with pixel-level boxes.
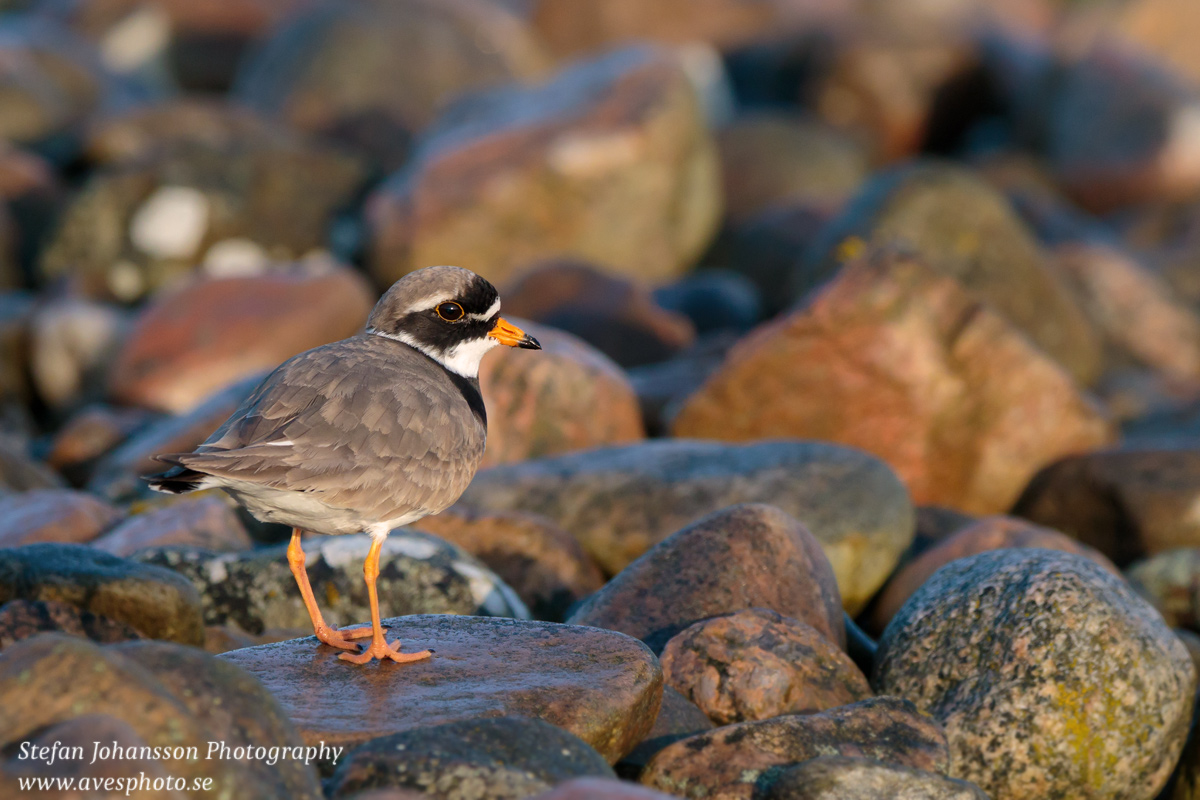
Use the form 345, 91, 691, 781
220, 615, 663, 765
461, 440, 914, 612
674, 248, 1114, 515
875, 548, 1195, 800
328, 717, 615, 799
640, 696, 949, 800
568, 504, 845, 653
134, 530, 527, 635
661, 608, 871, 724
0, 542, 204, 644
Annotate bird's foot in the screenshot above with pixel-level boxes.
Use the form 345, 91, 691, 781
314, 623, 374, 651
338, 637, 433, 665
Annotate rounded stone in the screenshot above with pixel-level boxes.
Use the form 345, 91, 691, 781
661, 608, 871, 724
568, 504, 845, 653
0, 488, 121, 547
874, 548, 1196, 800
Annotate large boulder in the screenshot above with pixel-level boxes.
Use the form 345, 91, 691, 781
568, 504, 845, 653
366, 46, 721, 288
802, 162, 1102, 384
460, 439, 914, 612
760, 757, 987, 800
221, 615, 663, 765
874, 549, 1196, 800
674, 249, 1114, 514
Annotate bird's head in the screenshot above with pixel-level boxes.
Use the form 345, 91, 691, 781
366, 266, 540, 378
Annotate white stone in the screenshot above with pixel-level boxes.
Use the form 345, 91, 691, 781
130, 186, 210, 260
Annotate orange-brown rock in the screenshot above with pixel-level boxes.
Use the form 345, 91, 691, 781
367, 46, 721, 288
418, 505, 603, 621
109, 265, 373, 413
236, 0, 553, 169
1053, 243, 1200, 384
661, 608, 871, 724
640, 697, 949, 800
674, 249, 1114, 514
803, 162, 1102, 384
0, 598, 142, 651
501, 260, 696, 368
866, 515, 1120, 635
92, 493, 252, 556
568, 504, 845, 653
0, 488, 121, 547
220, 615, 663, 765
717, 113, 867, 221
1014, 448, 1200, 566
479, 320, 645, 467
1100, 0, 1200, 87
0, 635, 323, 799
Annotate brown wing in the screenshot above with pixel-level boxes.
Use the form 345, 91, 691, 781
171, 336, 486, 521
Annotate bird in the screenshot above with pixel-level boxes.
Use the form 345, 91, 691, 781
144, 265, 541, 665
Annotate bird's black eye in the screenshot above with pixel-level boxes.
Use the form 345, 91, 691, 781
436, 302, 464, 321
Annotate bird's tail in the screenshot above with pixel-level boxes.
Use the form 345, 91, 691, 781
143, 455, 211, 495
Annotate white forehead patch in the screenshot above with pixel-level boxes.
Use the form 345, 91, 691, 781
467, 297, 501, 322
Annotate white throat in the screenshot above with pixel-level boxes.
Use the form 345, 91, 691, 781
368, 328, 498, 379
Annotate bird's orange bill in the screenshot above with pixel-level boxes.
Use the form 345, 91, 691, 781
489, 317, 541, 349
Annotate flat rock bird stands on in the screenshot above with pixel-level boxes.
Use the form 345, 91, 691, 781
145, 266, 540, 665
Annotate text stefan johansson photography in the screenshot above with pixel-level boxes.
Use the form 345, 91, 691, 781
19, 739, 345, 767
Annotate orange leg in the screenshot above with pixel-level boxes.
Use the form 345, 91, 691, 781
287, 529, 372, 651
339, 535, 433, 665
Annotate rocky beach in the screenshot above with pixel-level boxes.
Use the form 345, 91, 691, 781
3, 1, 1200, 799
